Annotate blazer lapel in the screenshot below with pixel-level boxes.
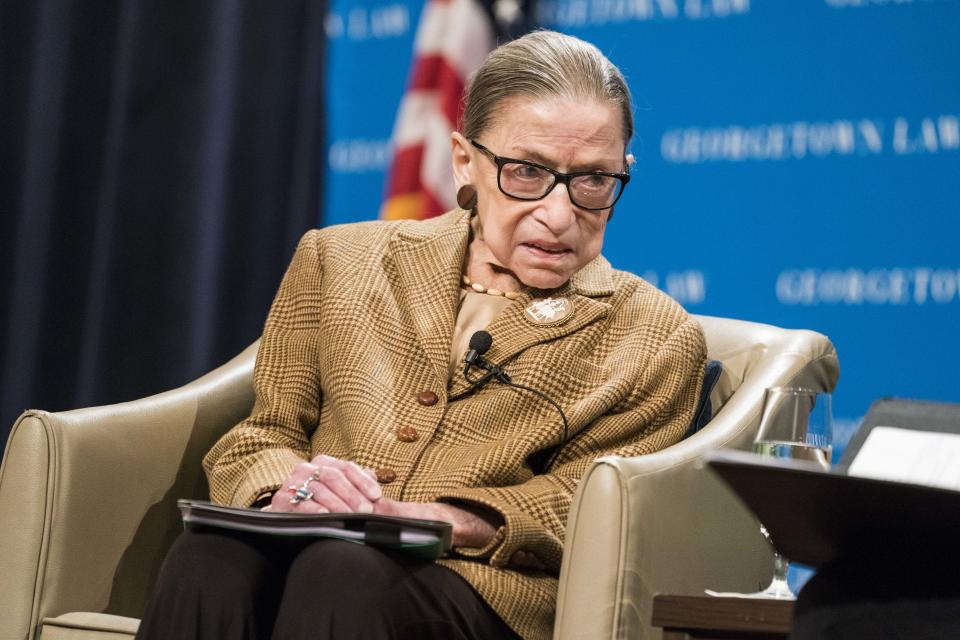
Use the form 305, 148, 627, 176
390, 210, 471, 388
448, 256, 616, 399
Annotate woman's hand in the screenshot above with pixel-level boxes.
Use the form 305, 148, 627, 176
270, 456, 542, 569
270, 454, 382, 513
376, 499, 543, 568
374, 499, 500, 550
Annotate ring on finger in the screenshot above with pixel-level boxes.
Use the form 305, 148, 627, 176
287, 478, 315, 504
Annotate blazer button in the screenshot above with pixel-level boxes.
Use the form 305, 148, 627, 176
396, 426, 419, 442
375, 467, 397, 484
417, 390, 439, 406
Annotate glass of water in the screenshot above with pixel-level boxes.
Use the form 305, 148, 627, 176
752, 387, 833, 598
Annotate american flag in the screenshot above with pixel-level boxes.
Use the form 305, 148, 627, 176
381, 0, 531, 220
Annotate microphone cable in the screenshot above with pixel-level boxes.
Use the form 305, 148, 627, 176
463, 331, 570, 471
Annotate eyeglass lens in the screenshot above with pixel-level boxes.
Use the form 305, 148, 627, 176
499, 162, 623, 209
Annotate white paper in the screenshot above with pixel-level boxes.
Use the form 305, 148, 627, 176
704, 589, 795, 600
848, 426, 960, 492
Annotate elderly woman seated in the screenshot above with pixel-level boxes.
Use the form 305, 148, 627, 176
136, 30, 706, 640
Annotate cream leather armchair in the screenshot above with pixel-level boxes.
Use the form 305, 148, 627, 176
0, 315, 838, 640
555, 316, 838, 639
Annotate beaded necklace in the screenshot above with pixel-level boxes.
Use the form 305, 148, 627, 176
461, 275, 522, 300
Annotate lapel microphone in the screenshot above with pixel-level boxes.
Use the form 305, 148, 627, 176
463, 330, 569, 470
463, 330, 511, 383
463, 330, 497, 379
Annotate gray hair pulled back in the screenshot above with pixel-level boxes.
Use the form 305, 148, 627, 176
461, 30, 634, 145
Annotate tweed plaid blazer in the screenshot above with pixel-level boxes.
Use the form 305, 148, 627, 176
203, 208, 706, 640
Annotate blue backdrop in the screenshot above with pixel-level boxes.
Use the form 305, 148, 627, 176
322, 0, 960, 441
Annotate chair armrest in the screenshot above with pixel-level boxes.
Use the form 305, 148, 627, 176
0, 342, 258, 640
554, 325, 839, 640
554, 450, 772, 640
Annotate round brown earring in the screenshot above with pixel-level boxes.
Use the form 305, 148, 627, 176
456, 185, 478, 210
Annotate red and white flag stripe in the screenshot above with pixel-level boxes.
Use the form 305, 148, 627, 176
381, 0, 495, 220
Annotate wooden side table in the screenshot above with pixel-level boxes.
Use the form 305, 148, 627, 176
652, 594, 794, 640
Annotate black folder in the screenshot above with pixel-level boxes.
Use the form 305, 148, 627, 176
178, 499, 452, 560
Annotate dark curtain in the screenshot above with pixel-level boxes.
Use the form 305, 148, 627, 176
0, 0, 327, 448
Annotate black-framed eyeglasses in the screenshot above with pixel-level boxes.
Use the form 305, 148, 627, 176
471, 140, 630, 211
